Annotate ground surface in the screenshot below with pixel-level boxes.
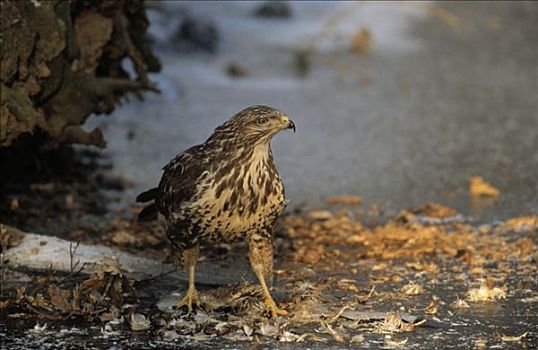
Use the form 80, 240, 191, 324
1, 1, 537, 349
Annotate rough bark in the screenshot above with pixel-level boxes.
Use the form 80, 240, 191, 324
0, 0, 160, 149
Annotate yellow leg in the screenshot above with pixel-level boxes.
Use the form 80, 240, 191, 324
249, 234, 287, 318
255, 267, 288, 318
176, 245, 200, 313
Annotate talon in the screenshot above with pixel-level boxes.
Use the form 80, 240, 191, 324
264, 297, 287, 318
176, 288, 200, 313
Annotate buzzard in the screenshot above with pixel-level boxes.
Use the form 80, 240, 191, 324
136, 105, 295, 317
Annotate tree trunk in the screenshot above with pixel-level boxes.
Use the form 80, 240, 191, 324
0, 0, 160, 149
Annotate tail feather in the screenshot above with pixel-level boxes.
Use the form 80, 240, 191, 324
136, 187, 158, 221
138, 203, 158, 221
136, 187, 158, 203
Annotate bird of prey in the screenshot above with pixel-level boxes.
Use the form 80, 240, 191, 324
136, 105, 295, 317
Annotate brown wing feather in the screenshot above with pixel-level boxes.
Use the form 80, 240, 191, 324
156, 145, 206, 217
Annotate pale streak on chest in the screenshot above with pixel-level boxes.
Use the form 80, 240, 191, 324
197, 144, 285, 235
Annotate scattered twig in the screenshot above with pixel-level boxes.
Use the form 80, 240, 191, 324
47, 263, 54, 280
327, 304, 350, 324
69, 242, 80, 274
356, 285, 375, 304
68, 241, 86, 277
319, 320, 346, 342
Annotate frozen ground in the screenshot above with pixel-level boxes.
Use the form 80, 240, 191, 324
88, 1, 538, 221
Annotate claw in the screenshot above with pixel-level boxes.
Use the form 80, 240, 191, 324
264, 296, 288, 318
175, 288, 200, 313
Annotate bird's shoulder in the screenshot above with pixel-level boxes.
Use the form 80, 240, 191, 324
156, 144, 210, 215
162, 145, 205, 173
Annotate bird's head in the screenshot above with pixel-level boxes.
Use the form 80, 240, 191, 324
214, 105, 295, 146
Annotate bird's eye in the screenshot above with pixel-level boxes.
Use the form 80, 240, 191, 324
257, 117, 268, 125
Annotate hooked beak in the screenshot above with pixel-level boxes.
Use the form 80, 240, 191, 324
280, 115, 296, 133
288, 119, 296, 133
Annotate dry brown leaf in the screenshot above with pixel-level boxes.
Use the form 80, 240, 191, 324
10, 198, 19, 210
424, 298, 440, 315
400, 282, 424, 296
337, 279, 359, 293
467, 280, 507, 302
48, 285, 72, 313
500, 332, 528, 342
94, 257, 122, 278
373, 312, 425, 334
29, 183, 55, 192
0, 224, 24, 250
408, 203, 459, 219
372, 263, 388, 271
111, 230, 137, 245
405, 262, 438, 273
350, 334, 364, 343
385, 337, 408, 347
469, 267, 486, 275
500, 216, 538, 232
259, 322, 279, 336
451, 298, 470, 308
350, 27, 372, 55
469, 176, 500, 198
306, 210, 333, 220
130, 313, 151, 331
474, 338, 487, 349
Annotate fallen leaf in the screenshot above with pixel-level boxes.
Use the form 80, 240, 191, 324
243, 324, 253, 336
373, 312, 424, 333
467, 280, 507, 302
31, 322, 48, 333
385, 336, 408, 347
500, 332, 528, 342
351, 334, 364, 343
350, 27, 372, 55
424, 298, 440, 315
129, 313, 151, 331
401, 282, 424, 296
259, 322, 278, 336
306, 210, 333, 220
469, 176, 500, 198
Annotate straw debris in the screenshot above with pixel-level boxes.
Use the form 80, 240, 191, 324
466, 279, 507, 302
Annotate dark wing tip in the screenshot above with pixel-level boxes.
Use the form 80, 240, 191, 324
136, 187, 158, 203
137, 203, 158, 221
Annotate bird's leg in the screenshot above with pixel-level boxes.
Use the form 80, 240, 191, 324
176, 244, 200, 313
248, 233, 287, 318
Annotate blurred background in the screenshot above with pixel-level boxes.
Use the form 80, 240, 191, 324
87, 1, 537, 220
